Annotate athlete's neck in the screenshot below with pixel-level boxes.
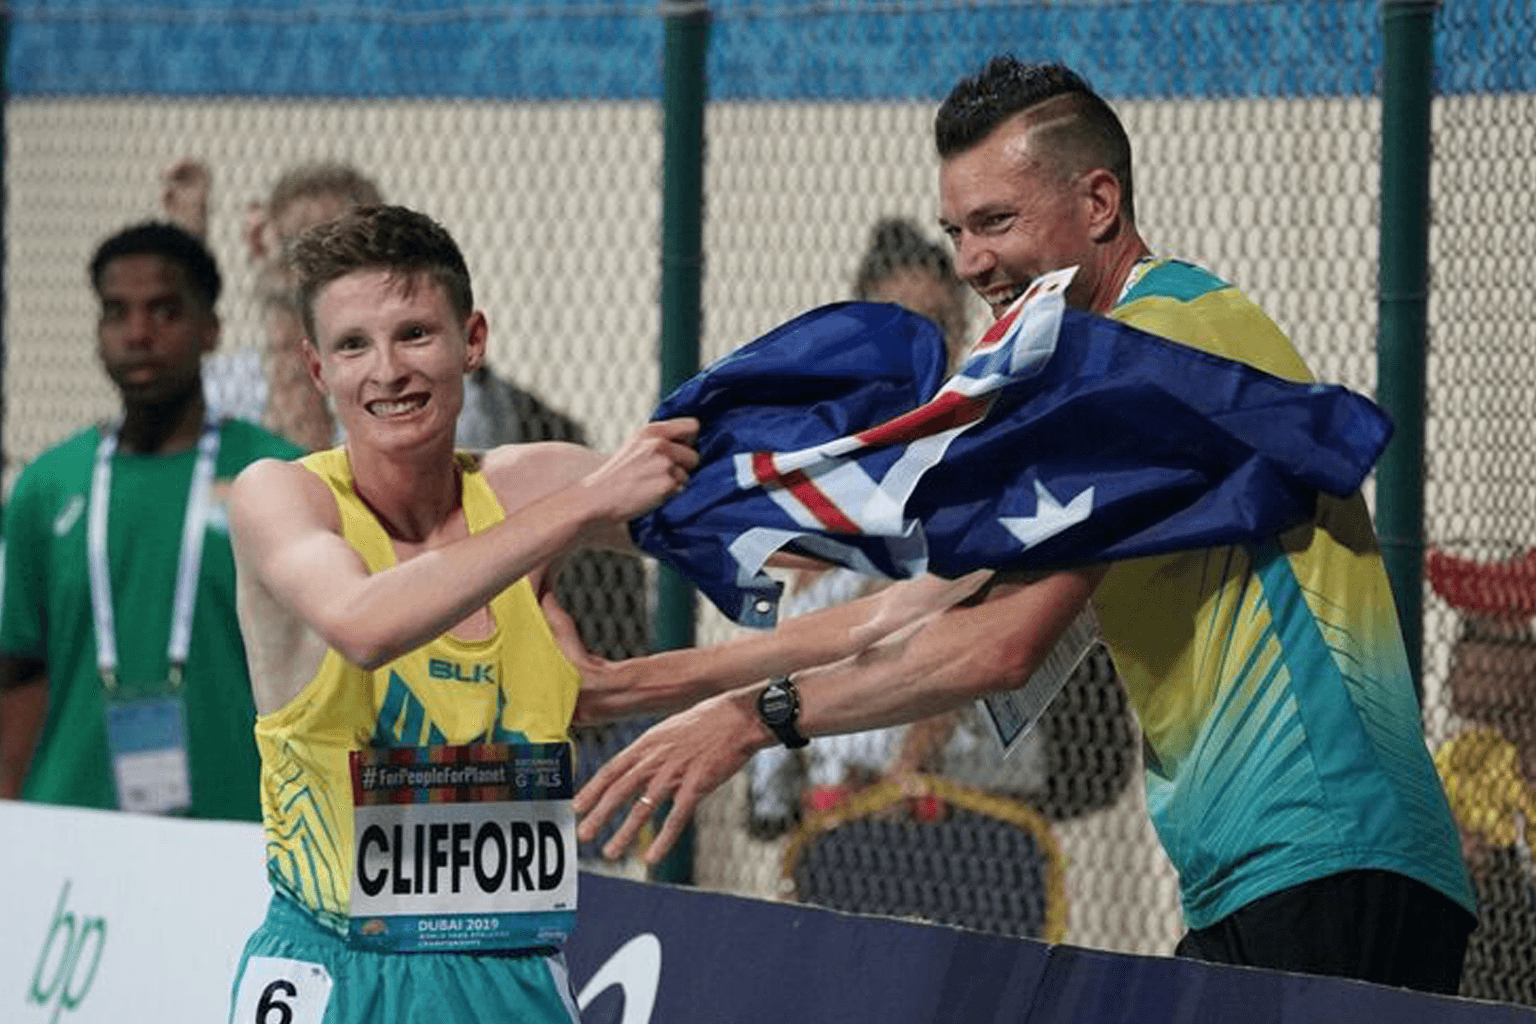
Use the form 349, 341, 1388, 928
1084, 230, 1153, 315
346, 439, 463, 544
117, 387, 208, 455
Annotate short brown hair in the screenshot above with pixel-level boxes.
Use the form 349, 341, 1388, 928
290, 205, 474, 342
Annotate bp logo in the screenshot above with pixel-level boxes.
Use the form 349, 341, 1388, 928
27, 881, 105, 1022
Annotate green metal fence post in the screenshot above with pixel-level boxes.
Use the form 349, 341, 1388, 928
651, 0, 709, 885
1377, 0, 1438, 700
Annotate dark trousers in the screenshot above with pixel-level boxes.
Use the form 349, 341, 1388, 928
1175, 869, 1475, 995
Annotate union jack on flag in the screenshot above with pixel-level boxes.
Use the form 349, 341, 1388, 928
630, 267, 1392, 627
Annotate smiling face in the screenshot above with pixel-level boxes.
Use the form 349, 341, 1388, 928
939, 114, 1111, 319
96, 254, 219, 408
304, 268, 486, 457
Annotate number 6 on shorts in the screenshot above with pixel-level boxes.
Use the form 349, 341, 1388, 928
232, 956, 333, 1024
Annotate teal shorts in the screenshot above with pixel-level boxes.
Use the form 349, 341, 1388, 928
228, 893, 581, 1024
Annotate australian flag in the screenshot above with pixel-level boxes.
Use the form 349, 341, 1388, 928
630, 267, 1393, 627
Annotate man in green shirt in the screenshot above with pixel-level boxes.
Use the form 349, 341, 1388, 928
0, 221, 303, 820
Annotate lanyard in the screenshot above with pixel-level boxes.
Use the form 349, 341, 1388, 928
88, 417, 222, 689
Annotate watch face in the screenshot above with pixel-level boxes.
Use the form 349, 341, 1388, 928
759, 684, 794, 724
757, 679, 808, 749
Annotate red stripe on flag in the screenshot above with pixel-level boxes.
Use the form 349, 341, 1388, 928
751, 451, 861, 534
856, 390, 993, 446
967, 297, 1026, 354
784, 469, 862, 534
751, 450, 777, 485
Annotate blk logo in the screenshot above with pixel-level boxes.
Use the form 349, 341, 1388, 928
428, 658, 495, 684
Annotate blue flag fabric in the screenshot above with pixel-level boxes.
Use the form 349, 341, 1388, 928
630, 268, 1393, 627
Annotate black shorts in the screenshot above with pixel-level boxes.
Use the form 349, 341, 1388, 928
1174, 869, 1475, 995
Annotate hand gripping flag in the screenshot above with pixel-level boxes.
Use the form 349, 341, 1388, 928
630, 267, 1394, 627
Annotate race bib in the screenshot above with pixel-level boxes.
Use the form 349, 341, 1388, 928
231, 957, 333, 1024
347, 742, 578, 952
981, 605, 1100, 757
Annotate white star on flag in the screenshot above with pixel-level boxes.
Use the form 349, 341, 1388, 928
1000, 480, 1095, 549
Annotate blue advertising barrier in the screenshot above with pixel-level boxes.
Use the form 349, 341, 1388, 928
567, 872, 1536, 1024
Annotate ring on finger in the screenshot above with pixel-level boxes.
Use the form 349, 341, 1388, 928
637, 795, 657, 808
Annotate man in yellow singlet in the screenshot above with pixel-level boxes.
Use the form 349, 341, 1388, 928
222, 204, 700, 1024
224, 203, 1003, 1023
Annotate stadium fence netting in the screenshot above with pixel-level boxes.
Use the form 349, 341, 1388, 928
4, 0, 1533, 1003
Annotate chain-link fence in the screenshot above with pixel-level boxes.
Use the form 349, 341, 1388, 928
1423, 3, 1536, 998
4, 0, 1534, 1004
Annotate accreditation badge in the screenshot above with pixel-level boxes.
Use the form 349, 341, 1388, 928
347, 742, 578, 953
102, 684, 192, 815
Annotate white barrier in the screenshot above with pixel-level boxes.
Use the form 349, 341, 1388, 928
0, 801, 269, 1024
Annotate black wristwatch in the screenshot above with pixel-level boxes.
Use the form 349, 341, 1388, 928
756, 675, 810, 749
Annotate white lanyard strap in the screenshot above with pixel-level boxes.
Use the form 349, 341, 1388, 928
88, 418, 222, 688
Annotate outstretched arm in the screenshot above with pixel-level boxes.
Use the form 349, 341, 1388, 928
544, 569, 994, 725
232, 418, 698, 680
574, 566, 1101, 864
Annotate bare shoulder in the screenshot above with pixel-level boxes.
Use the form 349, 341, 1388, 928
228, 456, 338, 540
479, 441, 603, 515
231, 455, 314, 500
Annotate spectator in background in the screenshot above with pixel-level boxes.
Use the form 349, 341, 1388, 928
0, 222, 303, 819
741, 217, 1074, 938
249, 162, 386, 449
853, 217, 973, 366
843, 222, 1133, 834
1425, 545, 1536, 1004
162, 157, 381, 448
744, 219, 1132, 941
748, 217, 981, 833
